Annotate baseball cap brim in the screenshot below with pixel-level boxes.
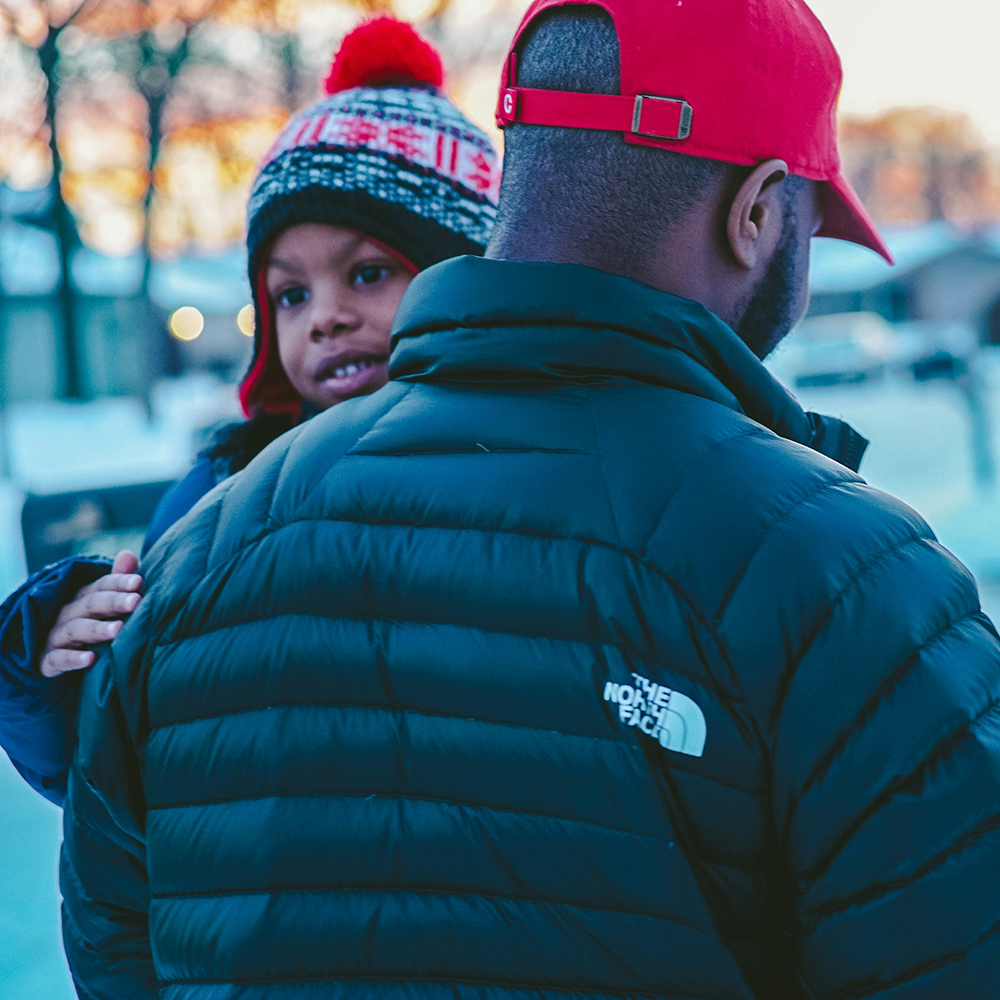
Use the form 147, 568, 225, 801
817, 170, 894, 264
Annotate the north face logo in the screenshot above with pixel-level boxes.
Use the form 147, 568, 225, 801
604, 673, 707, 758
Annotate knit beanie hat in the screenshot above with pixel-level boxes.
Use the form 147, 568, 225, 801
240, 17, 501, 416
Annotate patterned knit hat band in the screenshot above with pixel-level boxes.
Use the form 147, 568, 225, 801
246, 83, 500, 278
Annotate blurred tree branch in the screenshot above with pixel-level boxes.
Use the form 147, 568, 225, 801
36, 0, 95, 397
342, 0, 454, 16
134, 0, 226, 394
0, 0, 227, 398
0, 0, 503, 404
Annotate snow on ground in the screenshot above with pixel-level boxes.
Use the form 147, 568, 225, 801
0, 374, 240, 599
0, 759, 75, 1000
0, 374, 242, 998
5, 374, 238, 494
790, 352, 1000, 622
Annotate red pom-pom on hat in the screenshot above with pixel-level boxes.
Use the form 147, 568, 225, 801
323, 16, 444, 96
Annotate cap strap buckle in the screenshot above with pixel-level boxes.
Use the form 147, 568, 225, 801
632, 95, 693, 141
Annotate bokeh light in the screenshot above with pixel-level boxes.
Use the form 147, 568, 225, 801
169, 305, 205, 341
395, 0, 440, 22
236, 303, 254, 336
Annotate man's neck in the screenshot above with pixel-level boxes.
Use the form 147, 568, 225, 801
485, 224, 735, 331
486, 228, 648, 286
485, 208, 752, 336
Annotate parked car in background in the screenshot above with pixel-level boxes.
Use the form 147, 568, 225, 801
891, 320, 978, 382
768, 312, 895, 388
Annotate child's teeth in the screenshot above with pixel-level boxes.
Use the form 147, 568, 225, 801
327, 360, 375, 381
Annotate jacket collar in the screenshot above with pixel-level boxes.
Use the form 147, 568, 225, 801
390, 256, 868, 472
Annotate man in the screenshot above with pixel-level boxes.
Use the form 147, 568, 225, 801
62, 2, 1000, 998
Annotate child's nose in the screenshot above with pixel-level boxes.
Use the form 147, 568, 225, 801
309, 292, 361, 338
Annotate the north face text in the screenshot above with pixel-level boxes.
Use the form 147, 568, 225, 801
604, 672, 707, 758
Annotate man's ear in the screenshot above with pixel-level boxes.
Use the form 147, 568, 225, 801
726, 159, 789, 270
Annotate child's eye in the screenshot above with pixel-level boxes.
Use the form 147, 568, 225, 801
277, 286, 309, 308
351, 265, 391, 288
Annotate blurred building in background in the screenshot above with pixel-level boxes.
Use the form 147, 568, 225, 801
0, 0, 526, 409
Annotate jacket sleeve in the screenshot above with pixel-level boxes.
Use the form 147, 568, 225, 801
0, 556, 112, 804
61, 641, 156, 1000
61, 466, 241, 998
721, 483, 1000, 999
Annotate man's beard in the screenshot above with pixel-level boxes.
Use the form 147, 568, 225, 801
735, 203, 804, 360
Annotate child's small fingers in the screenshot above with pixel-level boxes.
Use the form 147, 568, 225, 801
79, 573, 143, 597
98, 573, 143, 593
50, 616, 123, 650
40, 648, 96, 678
70, 591, 141, 621
111, 550, 139, 575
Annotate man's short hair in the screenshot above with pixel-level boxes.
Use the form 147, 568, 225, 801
495, 4, 738, 266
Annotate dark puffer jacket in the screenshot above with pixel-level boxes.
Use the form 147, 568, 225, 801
62, 256, 1000, 1000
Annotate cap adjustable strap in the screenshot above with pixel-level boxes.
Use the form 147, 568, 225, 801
497, 85, 692, 142
496, 51, 692, 142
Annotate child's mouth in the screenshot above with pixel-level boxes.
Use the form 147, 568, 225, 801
314, 354, 388, 394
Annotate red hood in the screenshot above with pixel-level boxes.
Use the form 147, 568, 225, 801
239, 267, 302, 418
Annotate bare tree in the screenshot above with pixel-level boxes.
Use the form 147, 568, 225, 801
0, 0, 226, 401
0, 0, 103, 398
133, 3, 220, 390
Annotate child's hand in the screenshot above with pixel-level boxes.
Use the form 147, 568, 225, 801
40, 550, 143, 678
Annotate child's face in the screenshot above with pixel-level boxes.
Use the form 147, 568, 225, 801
265, 223, 415, 411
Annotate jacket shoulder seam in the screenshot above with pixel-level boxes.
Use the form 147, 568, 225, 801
275, 383, 418, 530
802, 693, 1000, 890
158, 517, 713, 653
805, 797, 1000, 928
640, 423, 768, 555
714, 477, 865, 626
767, 531, 938, 737
586, 393, 624, 548
795, 607, 983, 807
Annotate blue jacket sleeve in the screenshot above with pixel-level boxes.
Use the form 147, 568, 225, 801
141, 457, 219, 557
0, 556, 112, 804
0, 460, 220, 807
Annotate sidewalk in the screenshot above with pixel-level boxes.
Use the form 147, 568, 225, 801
0, 756, 75, 1000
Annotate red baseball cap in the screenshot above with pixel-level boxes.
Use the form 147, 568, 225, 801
495, 0, 893, 264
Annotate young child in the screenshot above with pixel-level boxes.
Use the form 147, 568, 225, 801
0, 15, 499, 803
